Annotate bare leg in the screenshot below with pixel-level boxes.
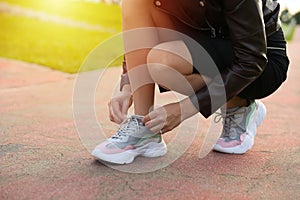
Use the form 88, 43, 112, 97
122, 0, 180, 116
147, 41, 249, 109
147, 40, 210, 96
226, 96, 249, 108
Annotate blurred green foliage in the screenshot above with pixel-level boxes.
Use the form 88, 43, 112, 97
281, 21, 296, 41
0, 0, 122, 73
0, 0, 298, 73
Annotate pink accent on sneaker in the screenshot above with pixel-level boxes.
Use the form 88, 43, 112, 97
216, 133, 247, 148
95, 141, 135, 154
240, 132, 247, 141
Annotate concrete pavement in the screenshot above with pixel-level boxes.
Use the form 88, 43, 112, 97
0, 28, 300, 199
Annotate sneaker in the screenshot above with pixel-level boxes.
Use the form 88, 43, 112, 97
213, 100, 267, 154
92, 115, 167, 164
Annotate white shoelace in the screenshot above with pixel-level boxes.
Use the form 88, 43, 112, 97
214, 109, 246, 138
111, 116, 140, 140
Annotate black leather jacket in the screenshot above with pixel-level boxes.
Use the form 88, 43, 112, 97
191, 0, 281, 117
156, 0, 280, 117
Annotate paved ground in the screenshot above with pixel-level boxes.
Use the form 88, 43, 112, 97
1, 28, 300, 200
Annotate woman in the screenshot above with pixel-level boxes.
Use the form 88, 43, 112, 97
92, 0, 289, 164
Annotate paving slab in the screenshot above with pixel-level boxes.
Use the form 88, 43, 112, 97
0, 28, 300, 200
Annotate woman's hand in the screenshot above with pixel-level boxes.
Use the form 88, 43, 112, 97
142, 102, 181, 134
142, 98, 198, 134
108, 85, 133, 124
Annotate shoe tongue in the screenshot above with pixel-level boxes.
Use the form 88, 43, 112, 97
127, 115, 156, 137
130, 115, 144, 125
131, 114, 143, 120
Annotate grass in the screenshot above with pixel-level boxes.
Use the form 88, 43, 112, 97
0, 0, 122, 28
281, 20, 297, 41
0, 0, 297, 73
0, 0, 123, 73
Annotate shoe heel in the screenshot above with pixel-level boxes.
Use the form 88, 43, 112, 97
142, 142, 167, 158
256, 101, 267, 126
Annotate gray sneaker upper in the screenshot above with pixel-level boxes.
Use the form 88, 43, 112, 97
107, 115, 161, 149
215, 102, 256, 142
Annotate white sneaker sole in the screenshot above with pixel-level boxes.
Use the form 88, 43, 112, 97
92, 140, 167, 164
213, 100, 267, 154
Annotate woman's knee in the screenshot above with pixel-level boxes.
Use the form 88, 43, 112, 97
147, 48, 170, 80
147, 41, 193, 76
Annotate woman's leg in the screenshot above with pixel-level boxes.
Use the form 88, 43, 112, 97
147, 41, 250, 109
147, 40, 210, 96
122, 0, 180, 116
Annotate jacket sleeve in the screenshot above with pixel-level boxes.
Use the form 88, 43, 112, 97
190, 0, 268, 118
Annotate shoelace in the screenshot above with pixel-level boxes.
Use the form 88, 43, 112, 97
111, 116, 140, 140
214, 109, 246, 138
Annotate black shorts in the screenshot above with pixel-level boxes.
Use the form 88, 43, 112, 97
157, 3, 290, 100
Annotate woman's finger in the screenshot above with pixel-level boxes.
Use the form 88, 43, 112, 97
108, 101, 115, 122
121, 100, 129, 116
112, 101, 126, 124
143, 107, 166, 123
144, 114, 166, 131
148, 123, 165, 134
108, 102, 118, 123
109, 100, 123, 124
142, 114, 151, 125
